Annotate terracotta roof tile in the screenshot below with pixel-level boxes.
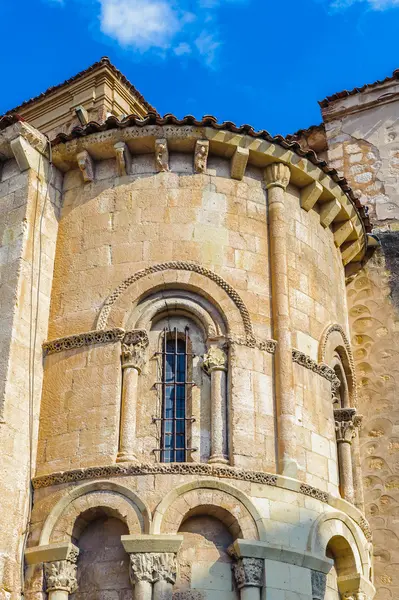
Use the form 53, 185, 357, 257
49, 111, 371, 233
5, 57, 157, 115
0, 114, 24, 130
319, 68, 399, 107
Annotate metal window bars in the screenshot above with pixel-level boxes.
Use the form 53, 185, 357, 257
153, 327, 196, 462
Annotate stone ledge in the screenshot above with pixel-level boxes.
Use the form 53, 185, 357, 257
230, 539, 334, 574
25, 542, 78, 565
121, 534, 183, 554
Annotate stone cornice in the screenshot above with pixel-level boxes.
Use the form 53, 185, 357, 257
0, 120, 48, 160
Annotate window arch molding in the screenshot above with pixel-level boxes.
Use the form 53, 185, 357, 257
319, 323, 357, 406
96, 262, 254, 341
128, 290, 227, 341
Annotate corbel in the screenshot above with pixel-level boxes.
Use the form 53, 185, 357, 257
231, 147, 249, 180
114, 141, 132, 176
10, 136, 42, 172
333, 219, 354, 247
300, 181, 323, 211
194, 139, 209, 173
76, 150, 95, 183
341, 239, 362, 266
155, 138, 169, 172
319, 198, 341, 227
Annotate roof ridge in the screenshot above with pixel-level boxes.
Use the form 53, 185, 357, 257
319, 68, 399, 107
5, 57, 157, 115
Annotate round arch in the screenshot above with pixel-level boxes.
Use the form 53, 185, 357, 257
151, 479, 266, 541
39, 480, 152, 545
319, 323, 357, 405
307, 511, 369, 578
96, 262, 255, 343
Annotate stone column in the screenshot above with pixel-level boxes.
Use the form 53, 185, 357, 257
334, 408, 358, 504
129, 553, 154, 600
232, 557, 264, 600
117, 331, 149, 463
264, 163, 297, 477
352, 414, 365, 511
152, 553, 177, 600
203, 345, 229, 464
311, 570, 327, 600
44, 549, 79, 600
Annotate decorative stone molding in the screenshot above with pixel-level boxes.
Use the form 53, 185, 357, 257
299, 484, 329, 503
121, 330, 149, 371
43, 328, 125, 356
32, 462, 278, 489
264, 162, 291, 189
76, 150, 94, 182
311, 570, 327, 600
114, 141, 132, 176
194, 139, 209, 173
292, 349, 339, 399
319, 323, 357, 404
96, 261, 255, 341
334, 408, 358, 444
231, 146, 249, 180
44, 556, 78, 593
155, 138, 169, 172
358, 516, 372, 542
232, 557, 263, 589
228, 335, 277, 353
202, 346, 227, 374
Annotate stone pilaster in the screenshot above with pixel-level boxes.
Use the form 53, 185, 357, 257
117, 330, 149, 463
203, 345, 228, 464
264, 162, 297, 477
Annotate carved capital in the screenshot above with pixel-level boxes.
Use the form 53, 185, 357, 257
153, 553, 177, 584
202, 346, 227, 374
194, 139, 209, 173
44, 555, 78, 593
121, 330, 149, 371
155, 138, 169, 172
77, 150, 94, 182
232, 557, 263, 589
334, 408, 358, 443
264, 162, 291, 189
343, 594, 368, 600
129, 553, 155, 584
311, 570, 327, 600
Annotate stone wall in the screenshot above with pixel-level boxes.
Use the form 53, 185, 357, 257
322, 84, 399, 600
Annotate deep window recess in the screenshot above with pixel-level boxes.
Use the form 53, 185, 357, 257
155, 327, 195, 463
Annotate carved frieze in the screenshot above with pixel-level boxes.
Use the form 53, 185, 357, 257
121, 330, 149, 371
43, 328, 125, 355
292, 349, 338, 388
232, 557, 263, 589
299, 483, 329, 503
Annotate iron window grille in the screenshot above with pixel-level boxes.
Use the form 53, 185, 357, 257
153, 327, 195, 462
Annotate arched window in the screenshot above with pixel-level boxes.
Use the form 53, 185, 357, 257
159, 327, 194, 463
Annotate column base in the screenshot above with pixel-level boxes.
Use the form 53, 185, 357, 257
208, 455, 229, 465
116, 452, 138, 463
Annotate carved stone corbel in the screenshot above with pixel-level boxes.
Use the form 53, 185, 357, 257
194, 139, 209, 173
155, 138, 169, 172
76, 150, 94, 182
114, 141, 132, 176
231, 146, 249, 180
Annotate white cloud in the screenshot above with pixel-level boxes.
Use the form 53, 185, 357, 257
174, 42, 192, 56
195, 31, 221, 66
99, 0, 182, 50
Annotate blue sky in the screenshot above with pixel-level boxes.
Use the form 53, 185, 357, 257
1, 0, 399, 135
